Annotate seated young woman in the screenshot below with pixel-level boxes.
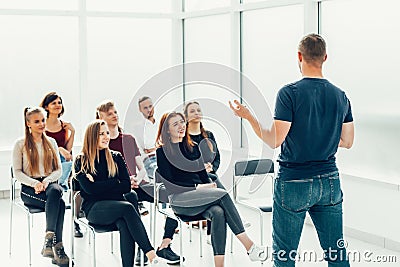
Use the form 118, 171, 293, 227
155, 112, 267, 267
12, 107, 69, 267
74, 120, 167, 267
184, 101, 225, 231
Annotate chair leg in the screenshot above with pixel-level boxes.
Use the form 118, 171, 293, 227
199, 225, 203, 257
140, 250, 144, 267
91, 230, 96, 267
189, 222, 192, 242
9, 202, 13, 256
259, 211, 264, 247
110, 232, 114, 254
230, 231, 233, 253
152, 202, 157, 246
179, 221, 183, 267
149, 202, 154, 241
27, 213, 32, 266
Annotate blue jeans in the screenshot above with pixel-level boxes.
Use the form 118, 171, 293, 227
59, 154, 72, 191
272, 171, 350, 267
143, 155, 157, 179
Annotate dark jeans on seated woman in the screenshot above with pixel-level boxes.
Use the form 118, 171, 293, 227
170, 188, 244, 255
124, 186, 179, 240
21, 181, 65, 243
86, 200, 154, 267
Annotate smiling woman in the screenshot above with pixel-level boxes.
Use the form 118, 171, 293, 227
74, 119, 165, 267
12, 107, 69, 267
40, 92, 75, 191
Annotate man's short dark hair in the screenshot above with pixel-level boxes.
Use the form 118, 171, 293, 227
298, 34, 326, 67
138, 96, 151, 107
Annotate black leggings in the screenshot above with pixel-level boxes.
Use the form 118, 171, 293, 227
171, 188, 245, 256
86, 200, 154, 267
125, 185, 179, 240
21, 182, 65, 243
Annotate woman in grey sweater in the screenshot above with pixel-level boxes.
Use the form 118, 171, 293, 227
12, 107, 69, 267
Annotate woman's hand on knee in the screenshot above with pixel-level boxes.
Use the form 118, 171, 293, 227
196, 182, 217, 190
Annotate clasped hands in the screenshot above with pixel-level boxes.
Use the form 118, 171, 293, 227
34, 181, 49, 194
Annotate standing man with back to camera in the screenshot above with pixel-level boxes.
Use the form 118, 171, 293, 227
230, 33, 354, 267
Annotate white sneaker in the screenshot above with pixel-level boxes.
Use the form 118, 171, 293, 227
150, 256, 168, 266
206, 235, 212, 245
247, 244, 267, 262
243, 220, 251, 228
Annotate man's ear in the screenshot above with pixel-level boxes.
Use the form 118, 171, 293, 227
297, 51, 303, 62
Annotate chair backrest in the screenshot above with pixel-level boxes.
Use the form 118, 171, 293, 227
10, 166, 16, 201
234, 159, 274, 196
155, 168, 189, 195
234, 159, 274, 176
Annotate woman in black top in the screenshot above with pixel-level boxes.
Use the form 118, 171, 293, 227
156, 112, 267, 267
184, 101, 220, 175
74, 120, 166, 267
184, 101, 224, 232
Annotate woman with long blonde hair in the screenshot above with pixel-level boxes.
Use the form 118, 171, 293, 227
12, 107, 69, 267
74, 120, 166, 267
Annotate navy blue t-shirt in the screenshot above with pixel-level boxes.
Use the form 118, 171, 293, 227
274, 78, 353, 180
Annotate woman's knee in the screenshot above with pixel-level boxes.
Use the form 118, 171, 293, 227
207, 205, 225, 220
46, 183, 63, 198
59, 198, 66, 209
121, 201, 139, 216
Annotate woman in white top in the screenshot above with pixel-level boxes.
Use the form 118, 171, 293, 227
12, 107, 69, 267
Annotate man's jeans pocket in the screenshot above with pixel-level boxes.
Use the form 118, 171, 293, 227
329, 175, 343, 205
279, 179, 313, 212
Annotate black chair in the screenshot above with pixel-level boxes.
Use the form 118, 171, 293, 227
70, 190, 119, 267
9, 166, 46, 266
232, 159, 274, 247
153, 170, 205, 266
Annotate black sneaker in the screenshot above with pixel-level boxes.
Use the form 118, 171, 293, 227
135, 249, 149, 266
138, 202, 149, 216
156, 245, 182, 265
74, 223, 83, 238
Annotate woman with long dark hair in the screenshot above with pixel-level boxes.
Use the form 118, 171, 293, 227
12, 107, 69, 267
156, 112, 267, 267
39, 92, 83, 237
40, 92, 75, 191
184, 101, 220, 175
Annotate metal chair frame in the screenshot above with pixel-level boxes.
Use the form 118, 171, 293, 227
152, 170, 205, 266
9, 166, 45, 266
70, 190, 119, 267
232, 158, 274, 248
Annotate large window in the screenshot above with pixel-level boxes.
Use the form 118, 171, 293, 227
0, 0, 77, 10
184, 0, 230, 12
2, 0, 397, 188
0, 15, 79, 148
86, 18, 172, 130
241, 5, 304, 157
184, 14, 237, 178
321, 0, 400, 183
87, 0, 171, 13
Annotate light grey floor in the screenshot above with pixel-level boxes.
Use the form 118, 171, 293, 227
2, 197, 399, 267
